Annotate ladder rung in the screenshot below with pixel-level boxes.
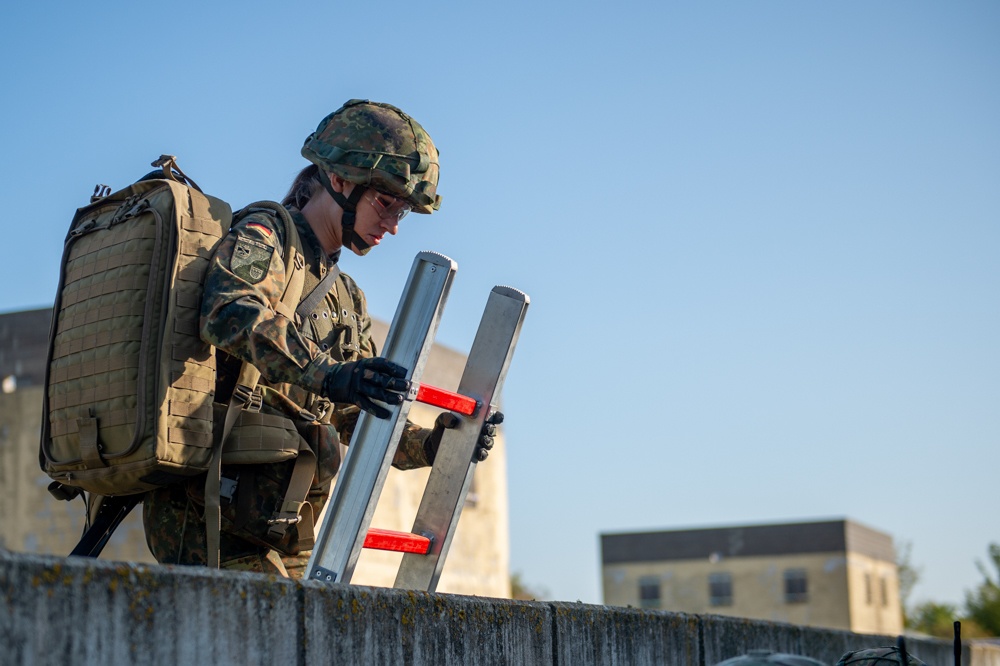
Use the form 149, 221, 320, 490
413, 383, 478, 415
363, 528, 431, 554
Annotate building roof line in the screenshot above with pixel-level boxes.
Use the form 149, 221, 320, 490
600, 518, 896, 564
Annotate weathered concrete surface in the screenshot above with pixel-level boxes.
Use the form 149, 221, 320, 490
1, 551, 302, 665
303, 584, 551, 664
2, 550, 995, 665
699, 614, 964, 665
551, 601, 701, 664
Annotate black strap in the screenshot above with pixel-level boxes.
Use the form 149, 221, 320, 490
69, 495, 142, 558
233, 468, 257, 531
296, 263, 341, 324
319, 173, 369, 252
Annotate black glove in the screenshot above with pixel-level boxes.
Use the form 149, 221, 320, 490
322, 357, 409, 419
423, 410, 504, 464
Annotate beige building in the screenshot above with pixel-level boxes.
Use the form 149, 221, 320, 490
601, 519, 903, 634
0, 307, 511, 597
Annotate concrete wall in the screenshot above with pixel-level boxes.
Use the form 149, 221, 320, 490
4, 551, 996, 666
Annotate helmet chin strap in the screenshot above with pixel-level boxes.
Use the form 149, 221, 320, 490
320, 173, 371, 255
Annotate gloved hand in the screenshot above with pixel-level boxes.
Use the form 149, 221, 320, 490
423, 410, 504, 464
322, 357, 409, 419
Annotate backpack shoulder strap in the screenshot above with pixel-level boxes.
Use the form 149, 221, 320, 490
206, 201, 307, 568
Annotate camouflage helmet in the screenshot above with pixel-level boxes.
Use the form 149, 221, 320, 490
301, 99, 441, 214
835, 647, 927, 666
716, 649, 829, 666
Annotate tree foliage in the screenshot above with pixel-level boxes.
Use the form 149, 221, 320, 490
897, 540, 922, 626
510, 571, 549, 601
964, 543, 1000, 637
900, 540, 1000, 638
910, 601, 958, 638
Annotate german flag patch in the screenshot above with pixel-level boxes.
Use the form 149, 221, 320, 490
245, 222, 273, 238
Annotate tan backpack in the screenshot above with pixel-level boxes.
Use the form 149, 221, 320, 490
39, 156, 307, 563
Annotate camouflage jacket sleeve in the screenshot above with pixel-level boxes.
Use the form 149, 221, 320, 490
329, 404, 433, 471
200, 211, 337, 394
392, 421, 434, 470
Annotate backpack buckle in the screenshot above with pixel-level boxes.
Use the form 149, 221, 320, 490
69, 219, 98, 239
110, 196, 150, 226
232, 384, 263, 413
91, 184, 112, 203
219, 474, 238, 502
311, 398, 332, 422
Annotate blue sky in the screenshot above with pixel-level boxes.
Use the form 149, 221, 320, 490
2, 1, 997, 609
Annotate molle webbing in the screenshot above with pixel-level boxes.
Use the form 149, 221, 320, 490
219, 409, 301, 463
334, 277, 362, 358
40, 177, 230, 496
50, 300, 147, 332
294, 229, 361, 362
296, 265, 341, 326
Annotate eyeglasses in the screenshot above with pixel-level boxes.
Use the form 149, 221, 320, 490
369, 191, 412, 222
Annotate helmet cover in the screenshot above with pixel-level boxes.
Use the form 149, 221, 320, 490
836, 647, 927, 666
716, 649, 828, 666
301, 99, 441, 214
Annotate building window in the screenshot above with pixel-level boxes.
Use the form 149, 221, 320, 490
864, 573, 873, 605
638, 576, 661, 609
783, 568, 808, 603
709, 572, 733, 607
880, 575, 889, 607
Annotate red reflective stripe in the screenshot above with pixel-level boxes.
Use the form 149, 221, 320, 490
414, 383, 477, 415
363, 528, 431, 554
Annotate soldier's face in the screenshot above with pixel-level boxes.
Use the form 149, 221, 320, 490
346, 189, 401, 255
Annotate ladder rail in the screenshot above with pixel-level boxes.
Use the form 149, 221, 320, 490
394, 285, 529, 592
306, 251, 457, 584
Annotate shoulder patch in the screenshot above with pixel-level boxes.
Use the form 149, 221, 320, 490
245, 222, 273, 238
231, 235, 275, 284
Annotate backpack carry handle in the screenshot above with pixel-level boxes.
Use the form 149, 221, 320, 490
151, 154, 203, 193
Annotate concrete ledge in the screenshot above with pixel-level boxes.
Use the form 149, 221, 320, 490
552, 601, 701, 663
1, 551, 302, 664
302, 584, 552, 663
1, 551, 988, 665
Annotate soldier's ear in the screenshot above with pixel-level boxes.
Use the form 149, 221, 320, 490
329, 173, 349, 194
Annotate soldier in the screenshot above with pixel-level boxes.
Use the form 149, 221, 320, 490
835, 647, 927, 666
143, 99, 500, 576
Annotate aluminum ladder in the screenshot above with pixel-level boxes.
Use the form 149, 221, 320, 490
306, 251, 529, 592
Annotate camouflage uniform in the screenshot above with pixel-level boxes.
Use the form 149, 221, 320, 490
143, 207, 431, 575
835, 647, 927, 666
